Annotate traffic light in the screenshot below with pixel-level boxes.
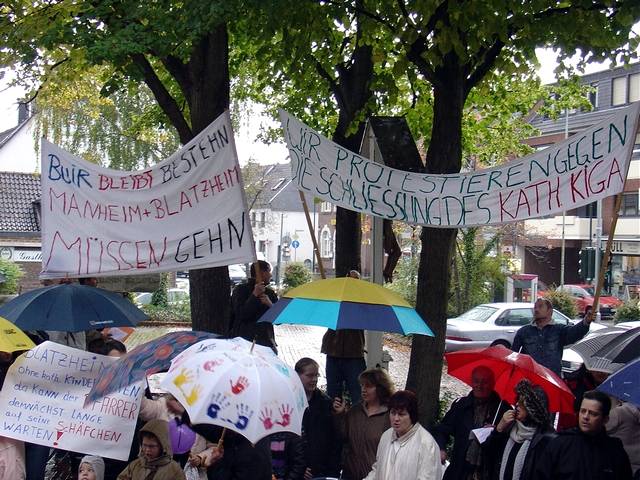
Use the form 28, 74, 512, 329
578, 248, 595, 281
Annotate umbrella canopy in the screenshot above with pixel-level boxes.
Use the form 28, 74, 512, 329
598, 357, 640, 406
445, 345, 575, 413
258, 277, 433, 336
0, 284, 147, 332
569, 328, 626, 373
161, 337, 307, 444
593, 326, 640, 364
85, 330, 219, 404
0, 315, 35, 352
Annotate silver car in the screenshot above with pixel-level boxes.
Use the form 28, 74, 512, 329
445, 302, 575, 352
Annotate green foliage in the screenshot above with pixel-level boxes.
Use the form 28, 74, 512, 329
386, 256, 419, 307
151, 273, 169, 307
449, 229, 505, 316
0, 259, 24, 295
283, 263, 311, 292
142, 301, 192, 323
614, 301, 640, 323
33, 64, 180, 169
543, 288, 578, 319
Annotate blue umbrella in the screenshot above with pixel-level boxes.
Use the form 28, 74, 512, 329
0, 283, 147, 332
598, 357, 640, 406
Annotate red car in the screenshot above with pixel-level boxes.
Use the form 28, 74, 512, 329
561, 284, 622, 319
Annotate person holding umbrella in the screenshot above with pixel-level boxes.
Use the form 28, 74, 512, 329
483, 379, 555, 480
432, 366, 510, 480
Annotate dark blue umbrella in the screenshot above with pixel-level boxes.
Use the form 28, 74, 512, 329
0, 283, 147, 332
598, 357, 640, 406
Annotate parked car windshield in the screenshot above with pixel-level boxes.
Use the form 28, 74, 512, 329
455, 305, 498, 322
581, 286, 595, 296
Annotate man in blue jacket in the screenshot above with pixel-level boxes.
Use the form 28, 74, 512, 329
512, 298, 591, 376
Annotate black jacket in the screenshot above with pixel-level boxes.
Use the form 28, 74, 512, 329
182, 417, 273, 480
483, 427, 556, 480
270, 431, 306, 480
302, 389, 341, 477
230, 279, 278, 351
431, 391, 510, 480
534, 427, 632, 480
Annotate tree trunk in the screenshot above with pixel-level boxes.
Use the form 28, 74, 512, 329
332, 43, 373, 278
333, 124, 366, 277
186, 24, 232, 334
406, 61, 465, 426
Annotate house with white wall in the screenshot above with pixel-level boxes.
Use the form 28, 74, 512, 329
0, 103, 39, 173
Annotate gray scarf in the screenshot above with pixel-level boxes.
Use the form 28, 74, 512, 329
498, 421, 537, 480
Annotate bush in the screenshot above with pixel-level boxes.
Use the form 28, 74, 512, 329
543, 288, 578, 319
386, 256, 419, 307
151, 273, 169, 307
614, 301, 640, 323
0, 258, 24, 294
142, 302, 191, 323
283, 263, 311, 292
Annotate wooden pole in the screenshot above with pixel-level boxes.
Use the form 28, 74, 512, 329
592, 192, 625, 316
299, 191, 326, 279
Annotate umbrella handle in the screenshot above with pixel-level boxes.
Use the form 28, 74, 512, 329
491, 400, 503, 426
218, 427, 226, 448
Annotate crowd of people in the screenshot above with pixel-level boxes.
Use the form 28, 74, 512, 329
0, 267, 638, 480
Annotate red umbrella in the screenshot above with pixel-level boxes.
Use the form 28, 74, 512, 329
445, 345, 575, 414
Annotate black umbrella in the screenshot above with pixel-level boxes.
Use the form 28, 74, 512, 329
593, 326, 640, 364
570, 327, 626, 373
0, 283, 147, 332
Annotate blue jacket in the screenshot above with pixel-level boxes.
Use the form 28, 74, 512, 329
512, 321, 589, 376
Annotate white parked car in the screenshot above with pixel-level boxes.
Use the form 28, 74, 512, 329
445, 302, 592, 352
134, 288, 189, 306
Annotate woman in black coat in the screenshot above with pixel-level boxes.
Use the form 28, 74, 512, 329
483, 379, 556, 480
295, 357, 341, 479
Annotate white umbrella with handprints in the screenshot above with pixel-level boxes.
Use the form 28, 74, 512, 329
160, 337, 307, 444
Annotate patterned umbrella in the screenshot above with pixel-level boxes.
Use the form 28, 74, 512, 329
258, 277, 433, 336
85, 330, 219, 404
161, 337, 307, 444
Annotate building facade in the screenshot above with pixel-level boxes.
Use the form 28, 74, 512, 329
522, 63, 640, 298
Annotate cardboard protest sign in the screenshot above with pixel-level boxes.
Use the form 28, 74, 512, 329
41, 110, 256, 279
0, 342, 142, 460
280, 103, 640, 227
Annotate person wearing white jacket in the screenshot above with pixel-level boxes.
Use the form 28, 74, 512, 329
364, 390, 442, 480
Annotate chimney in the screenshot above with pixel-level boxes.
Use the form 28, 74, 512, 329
18, 102, 30, 124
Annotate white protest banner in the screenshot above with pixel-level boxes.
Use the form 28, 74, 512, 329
41, 110, 256, 278
0, 341, 142, 460
280, 103, 640, 227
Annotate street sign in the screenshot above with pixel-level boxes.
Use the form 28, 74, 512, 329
291, 240, 300, 249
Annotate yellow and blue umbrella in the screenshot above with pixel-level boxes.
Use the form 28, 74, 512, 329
258, 277, 433, 336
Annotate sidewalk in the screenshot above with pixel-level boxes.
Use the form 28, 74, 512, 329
126, 323, 469, 403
